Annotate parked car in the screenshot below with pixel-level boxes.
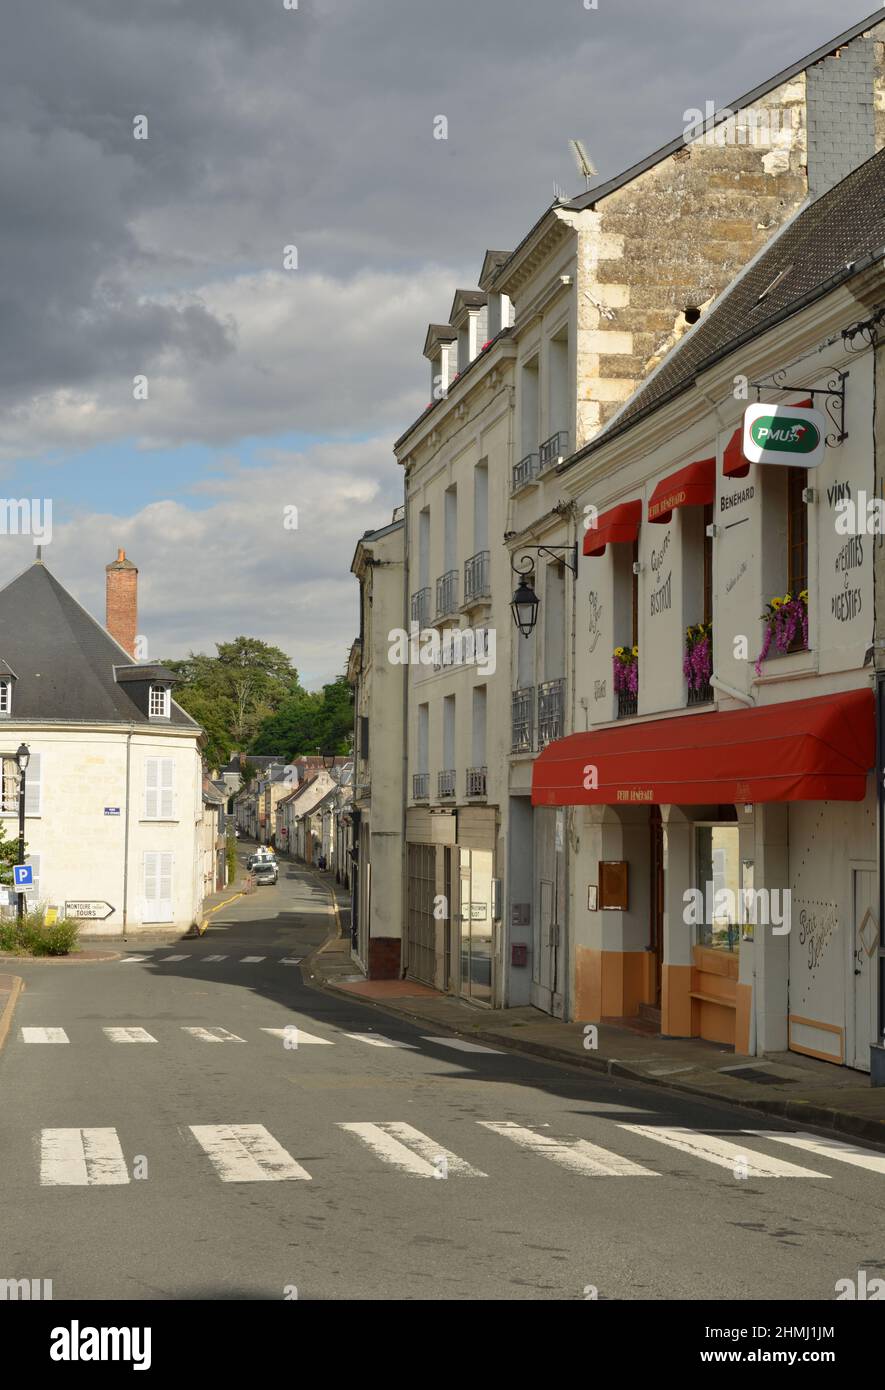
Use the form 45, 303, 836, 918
253, 860, 279, 886
246, 850, 275, 870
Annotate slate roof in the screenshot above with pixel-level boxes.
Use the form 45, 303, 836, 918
570, 146, 885, 458
0, 559, 199, 728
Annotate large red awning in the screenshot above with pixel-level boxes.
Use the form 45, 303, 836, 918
531, 689, 874, 807
583, 499, 642, 557
648, 456, 715, 523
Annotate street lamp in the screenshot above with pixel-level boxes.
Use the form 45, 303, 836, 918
509, 544, 578, 638
15, 743, 29, 922
321, 749, 337, 771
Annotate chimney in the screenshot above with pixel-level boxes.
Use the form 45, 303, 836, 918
105, 549, 138, 658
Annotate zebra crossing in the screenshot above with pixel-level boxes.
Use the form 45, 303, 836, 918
29, 1120, 885, 1186
118, 953, 303, 966
18, 1022, 505, 1054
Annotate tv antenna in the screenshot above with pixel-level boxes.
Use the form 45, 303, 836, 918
570, 139, 597, 191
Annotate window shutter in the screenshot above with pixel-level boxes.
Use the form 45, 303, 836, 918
25, 852, 41, 900
145, 759, 159, 819
159, 759, 175, 819
24, 753, 41, 816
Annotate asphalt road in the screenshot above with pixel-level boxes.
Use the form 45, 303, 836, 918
2, 858, 885, 1302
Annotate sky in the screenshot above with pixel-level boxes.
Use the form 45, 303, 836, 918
0, 0, 875, 686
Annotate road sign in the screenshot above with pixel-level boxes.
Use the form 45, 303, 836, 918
13, 864, 33, 889
743, 403, 826, 468
64, 901, 115, 920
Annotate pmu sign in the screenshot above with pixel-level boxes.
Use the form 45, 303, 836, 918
743, 403, 826, 468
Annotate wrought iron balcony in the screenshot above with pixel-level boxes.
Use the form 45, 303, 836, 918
617, 691, 638, 719
466, 766, 487, 798
539, 430, 570, 472
687, 681, 714, 706
511, 687, 534, 753
435, 570, 459, 619
464, 550, 490, 603
537, 678, 565, 748
412, 772, 429, 800
411, 587, 431, 628
511, 452, 539, 493
438, 769, 456, 798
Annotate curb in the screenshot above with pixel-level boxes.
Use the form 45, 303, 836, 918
192, 890, 248, 937
0, 975, 24, 1051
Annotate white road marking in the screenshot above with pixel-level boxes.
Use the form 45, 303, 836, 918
420, 1037, 503, 1054
204, 954, 228, 962
338, 1122, 486, 1177
103, 1027, 157, 1044
279, 958, 302, 966
120, 956, 148, 963
747, 1130, 885, 1176
161, 954, 189, 962
40, 1128, 130, 1186
619, 1125, 828, 1177
22, 1028, 69, 1044
190, 1124, 311, 1181
345, 1033, 418, 1049
479, 1121, 658, 1176
240, 956, 266, 964
182, 1027, 246, 1043
261, 1027, 334, 1046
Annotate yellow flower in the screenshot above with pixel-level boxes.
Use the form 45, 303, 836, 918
631, 646, 639, 657
799, 589, 808, 602
771, 598, 783, 610
614, 646, 625, 658
783, 592, 792, 603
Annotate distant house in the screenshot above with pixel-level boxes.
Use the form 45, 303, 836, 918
0, 552, 205, 934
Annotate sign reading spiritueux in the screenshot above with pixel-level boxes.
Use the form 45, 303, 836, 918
743, 403, 826, 468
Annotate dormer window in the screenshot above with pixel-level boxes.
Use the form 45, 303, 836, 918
149, 685, 171, 719
0, 680, 11, 716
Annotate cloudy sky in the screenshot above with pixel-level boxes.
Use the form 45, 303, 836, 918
0, 0, 872, 685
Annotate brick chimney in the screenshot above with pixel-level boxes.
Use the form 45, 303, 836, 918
106, 549, 138, 658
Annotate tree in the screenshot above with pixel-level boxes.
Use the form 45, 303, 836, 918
249, 675, 353, 759
163, 637, 303, 753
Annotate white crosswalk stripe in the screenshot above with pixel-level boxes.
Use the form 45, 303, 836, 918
161, 954, 189, 962
190, 1124, 311, 1182
345, 1033, 418, 1049
619, 1125, 828, 1177
479, 1121, 658, 1176
261, 1026, 334, 1046
746, 1130, 885, 1175
22, 1027, 69, 1044
40, 1128, 129, 1186
103, 1027, 157, 1044
240, 956, 266, 964
119, 956, 148, 963
338, 1122, 486, 1177
182, 1026, 245, 1043
279, 958, 302, 966
421, 1037, 503, 1054
204, 955, 228, 962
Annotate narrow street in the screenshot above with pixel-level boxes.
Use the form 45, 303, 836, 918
2, 859, 884, 1302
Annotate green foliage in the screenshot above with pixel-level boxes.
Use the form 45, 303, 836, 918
0, 907, 79, 956
0, 814, 23, 886
163, 637, 303, 752
250, 675, 353, 760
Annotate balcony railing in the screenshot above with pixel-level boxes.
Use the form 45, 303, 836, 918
411, 587, 431, 628
436, 570, 459, 619
412, 772, 429, 800
537, 678, 565, 748
464, 550, 490, 603
511, 687, 534, 753
438, 769, 456, 798
687, 681, 714, 706
466, 766, 487, 798
539, 430, 569, 471
617, 691, 638, 719
511, 452, 539, 493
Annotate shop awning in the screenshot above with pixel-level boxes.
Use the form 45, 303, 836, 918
583, 499, 642, 558
648, 456, 716, 523
722, 400, 812, 480
531, 689, 874, 807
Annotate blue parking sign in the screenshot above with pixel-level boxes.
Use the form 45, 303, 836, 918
13, 864, 33, 888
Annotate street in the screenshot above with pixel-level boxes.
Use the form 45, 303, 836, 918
2, 860, 884, 1302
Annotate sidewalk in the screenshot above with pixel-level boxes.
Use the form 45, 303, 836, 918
305, 874, 885, 1147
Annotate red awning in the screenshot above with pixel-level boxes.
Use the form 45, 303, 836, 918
648, 456, 715, 523
531, 689, 874, 807
583, 499, 642, 557
723, 400, 812, 479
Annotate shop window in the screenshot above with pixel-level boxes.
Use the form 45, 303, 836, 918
695, 823, 741, 952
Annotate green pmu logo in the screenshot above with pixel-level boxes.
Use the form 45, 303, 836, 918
750, 415, 820, 453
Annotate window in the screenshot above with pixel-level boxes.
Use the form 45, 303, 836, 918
359, 716, 369, 760
631, 540, 639, 647
695, 824, 741, 952
787, 467, 808, 649
1, 753, 41, 815
144, 757, 175, 819
143, 851, 174, 924
702, 503, 713, 624
149, 685, 171, 718
0, 680, 11, 716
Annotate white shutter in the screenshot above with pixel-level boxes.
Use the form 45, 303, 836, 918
159, 759, 175, 820
24, 753, 41, 816
143, 851, 174, 923
24, 852, 40, 900
145, 758, 175, 819
145, 759, 159, 819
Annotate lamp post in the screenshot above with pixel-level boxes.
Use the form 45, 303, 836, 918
321, 749, 336, 771
509, 544, 578, 638
15, 742, 30, 922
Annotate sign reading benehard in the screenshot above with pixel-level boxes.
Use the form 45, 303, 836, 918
64, 901, 115, 920
742, 403, 826, 468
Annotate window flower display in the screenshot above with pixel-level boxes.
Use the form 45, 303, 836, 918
613, 645, 639, 695
754, 591, 808, 675
684, 622, 713, 691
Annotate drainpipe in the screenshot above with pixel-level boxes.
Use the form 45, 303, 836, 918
710, 674, 755, 707
122, 728, 134, 940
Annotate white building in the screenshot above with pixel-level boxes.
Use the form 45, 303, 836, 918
0, 553, 205, 935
